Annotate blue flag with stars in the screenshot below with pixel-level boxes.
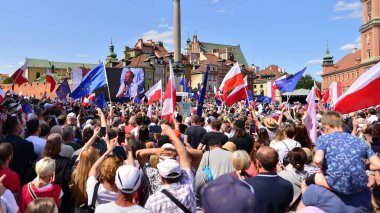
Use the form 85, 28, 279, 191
180, 76, 191, 95
274, 67, 306, 93
70, 63, 107, 99
95, 93, 106, 109
56, 79, 71, 100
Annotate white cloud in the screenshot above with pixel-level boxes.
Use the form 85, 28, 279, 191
76, 54, 89, 58
315, 71, 323, 76
334, 1, 362, 12
0, 64, 14, 69
211, 0, 219, 3
330, 10, 362, 20
340, 36, 361, 51
307, 59, 323, 66
157, 24, 169, 28
216, 7, 227, 14
141, 29, 174, 45
331, 1, 362, 20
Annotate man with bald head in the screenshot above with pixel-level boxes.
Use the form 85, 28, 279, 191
245, 146, 293, 213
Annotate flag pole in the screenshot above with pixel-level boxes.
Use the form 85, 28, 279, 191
102, 62, 112, 103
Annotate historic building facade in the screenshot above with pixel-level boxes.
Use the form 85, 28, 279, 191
322, 0, 380, 92
253, 64, 286, 102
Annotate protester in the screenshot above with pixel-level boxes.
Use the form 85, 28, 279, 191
25, 198, 58, 213
184, 114, 207, 148
229, 120, 254, 154
245, 146, 293, 213
26, 118, 46, 157
19, 157, 63, 213
270, 124, 301, 165
197, 119, 228, 151
0, 143, 20, 196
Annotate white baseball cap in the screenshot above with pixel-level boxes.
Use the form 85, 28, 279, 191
157, 158, 181, 179
115, 165, 141, 194
67, 112, 76, 119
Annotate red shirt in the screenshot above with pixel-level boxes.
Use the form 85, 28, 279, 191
125, 125, 136, 134
19, 183, 62, 213
0, 167, 20, 193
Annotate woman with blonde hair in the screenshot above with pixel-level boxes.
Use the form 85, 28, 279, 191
71, 146, 99, 207
231, 150, 253, 180
41, 133, 73, 213
19, 158, 63, 213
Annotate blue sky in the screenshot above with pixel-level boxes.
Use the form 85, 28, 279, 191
0, 0, 363, 80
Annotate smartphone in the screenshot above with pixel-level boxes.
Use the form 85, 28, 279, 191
149, 125, 162, 134
117, 131, 125, 144
249, 123, 256, 135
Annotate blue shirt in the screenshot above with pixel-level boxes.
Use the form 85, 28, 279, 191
302, 184, 371, 213
245, 172, 293, 213
317, 131, 375, 195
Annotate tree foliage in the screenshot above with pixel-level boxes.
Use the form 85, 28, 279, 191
2, 77, 14, 84
295, 74, 314, 90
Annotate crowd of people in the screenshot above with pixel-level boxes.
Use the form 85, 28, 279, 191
0, 94, 379, 213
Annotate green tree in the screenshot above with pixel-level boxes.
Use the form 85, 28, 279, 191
295, 74, 314, 90
2, 77, 14, 84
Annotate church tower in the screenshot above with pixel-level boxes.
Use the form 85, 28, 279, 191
360, 0, 380, 63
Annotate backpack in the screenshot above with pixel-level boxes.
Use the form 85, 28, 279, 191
281, 141, 292, 166
203, 151, 214, 181
75, 182, 100, 213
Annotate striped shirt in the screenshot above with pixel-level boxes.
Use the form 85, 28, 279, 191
145, 169, 196, 213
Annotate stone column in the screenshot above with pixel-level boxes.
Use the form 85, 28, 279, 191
173, 0, 181, 63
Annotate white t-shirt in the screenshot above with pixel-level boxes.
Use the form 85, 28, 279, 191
95, 202, 151, 213
1, 189, 19, 213
26, 136, 46, 157
86, 176, 118, 205
270, 138, 301, 164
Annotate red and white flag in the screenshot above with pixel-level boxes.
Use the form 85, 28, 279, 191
46, 69, 56, 92
11, 63, 29, 85
334, 62, 380, 114
314, 81, 322, 100
305, 87, 317, 144
266, 81, 276, 103
82, 97, 90, 107
321, 89, 330, 103
330, 82, 342, 106
213, 85, 220, 98
162, 62, 176, 121
224, 76, 248, 106
145, 80, 162, 105
0, 88, 5, 102
219, 63, 244, 98
88, 93, 96, 101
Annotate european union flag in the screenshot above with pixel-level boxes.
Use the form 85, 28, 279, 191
56, 79, 71, 100
197, 65, 209, 117
180, 76, 191, 95
275, 67, 306, 93
70, 63, 107, 99
95, 93, 106, 109
134, 96, 141, 104
192, 92, 199, 101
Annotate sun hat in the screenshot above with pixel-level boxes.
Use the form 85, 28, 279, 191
263, 117, 278, 129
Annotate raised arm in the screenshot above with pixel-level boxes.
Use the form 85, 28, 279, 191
161, 124, 191, 169
88, 136, 117, 177
121, 138, 135, 167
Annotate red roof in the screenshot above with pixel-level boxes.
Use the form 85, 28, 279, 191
256, 65, 284, 80
331, 50, 361, 72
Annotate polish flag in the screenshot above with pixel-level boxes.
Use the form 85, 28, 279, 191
305, 87, 317, 144
314, 81, 322, 100
162, 62, 176, 121
334, 62, 380, 114
72, 67, 91, 91
219, 63, 244, 97
330, 82, 342, 106
267, 81, 276, 103
82, 97, 90, 107
321, 89, 330, 103
0, 88, 5, 102
214, 85, 220, 98
11, 63, 29, 85
46, 69, 56, 92
224, 76, 248, 106
88, 93, 96, 101
145, 80, 162, 105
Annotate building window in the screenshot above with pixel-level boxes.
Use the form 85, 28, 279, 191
356, 70, 359, 78
36, 72, 41, 79
350, 72, 353, 79
260, 84, 263, 88
367, 50, 371, 58
254, 85, 257, 89
368, 1, 372, 13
